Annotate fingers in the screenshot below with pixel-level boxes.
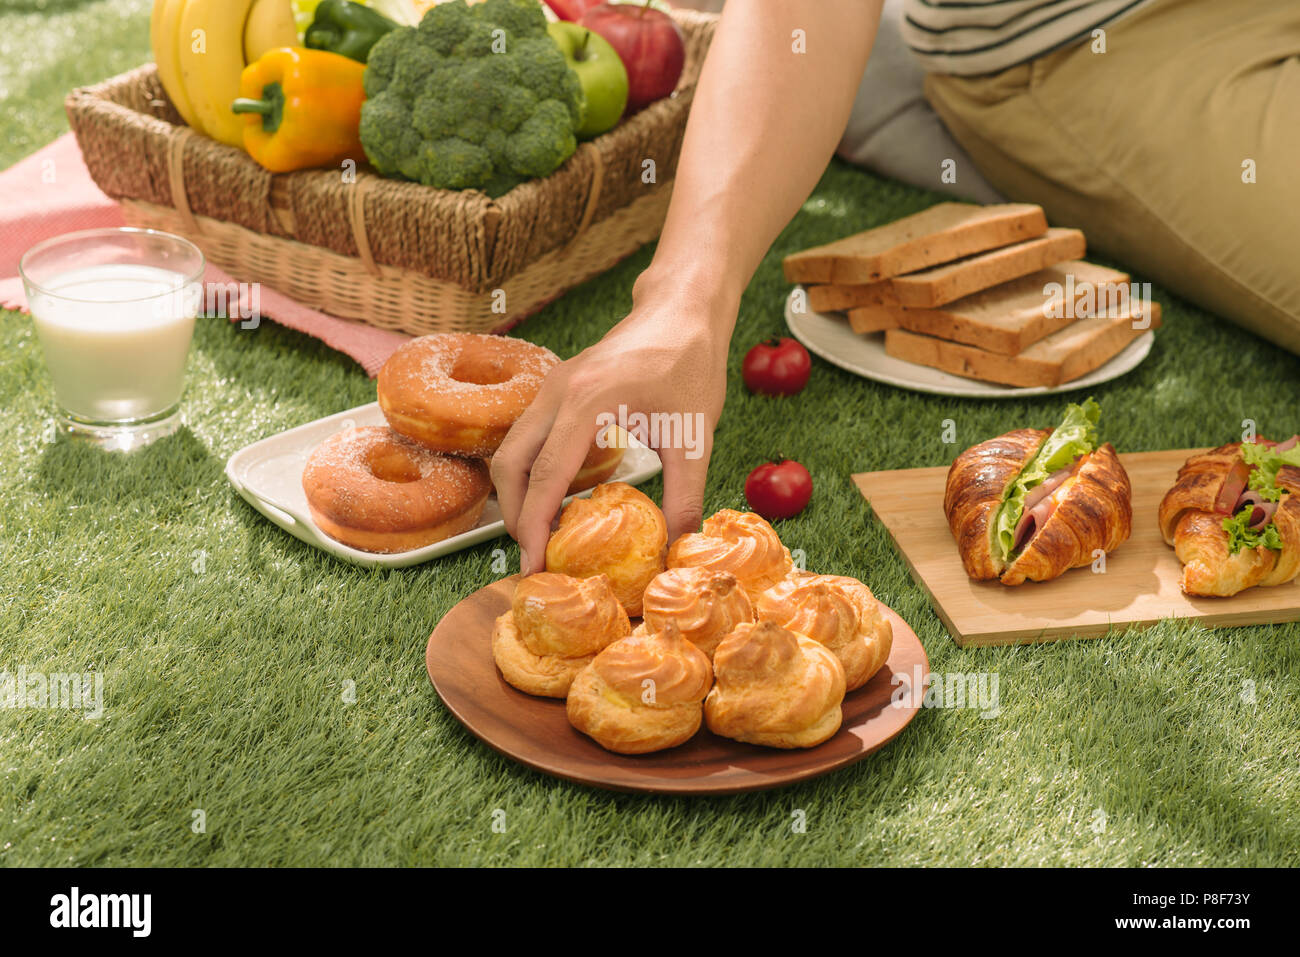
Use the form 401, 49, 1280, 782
659, 433, 713, 545
514, 409, 599, 575
492, 381, 563, 542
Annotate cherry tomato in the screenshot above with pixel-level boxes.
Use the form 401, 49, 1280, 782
744, 459, 813, 520
742, 337, 811, 397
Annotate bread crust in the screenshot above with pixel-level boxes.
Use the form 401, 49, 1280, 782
999, 443, 1132, 585
943, 428, 1049, 580
1157, 442, 1244, 544
1160, 444, 1300, 596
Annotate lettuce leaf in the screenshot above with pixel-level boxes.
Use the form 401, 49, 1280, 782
1241, 440, 1300, 502
1222, 506, 1283, 554
992, 398, 1101, 565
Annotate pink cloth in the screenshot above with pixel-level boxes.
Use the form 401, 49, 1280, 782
0, 133, 409, 376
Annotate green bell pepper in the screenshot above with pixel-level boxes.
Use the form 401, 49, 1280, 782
304, 0, 400, 64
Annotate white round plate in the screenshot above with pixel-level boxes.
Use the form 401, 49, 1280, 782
784, 287, 1155, 399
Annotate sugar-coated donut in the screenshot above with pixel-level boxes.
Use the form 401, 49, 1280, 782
378, 333, 558, 457
568, 425, 626, 494
302, 426, 491, 553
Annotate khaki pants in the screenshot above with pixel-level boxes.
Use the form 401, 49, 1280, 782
924, 0, 1300, 355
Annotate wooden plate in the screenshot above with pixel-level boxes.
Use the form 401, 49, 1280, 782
854, 448, 1300, 646
425, 576, 929, 795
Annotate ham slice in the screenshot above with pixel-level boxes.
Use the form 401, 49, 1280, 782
1013, 462, 1086, 551
1013, 497, 1057, 550
1022, 466, 1074, 512
1249, 501, 1279, 531
1215, 460, 1251, 514
1235, 489, 1264, 513
1224, 436, 1299, 515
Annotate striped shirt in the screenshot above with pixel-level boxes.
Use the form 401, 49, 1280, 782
901, 0, 1157, 76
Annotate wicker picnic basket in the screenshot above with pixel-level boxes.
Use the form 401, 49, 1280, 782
64, 10, 717, 337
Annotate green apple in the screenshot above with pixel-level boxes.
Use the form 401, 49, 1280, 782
548, 20, 629, 139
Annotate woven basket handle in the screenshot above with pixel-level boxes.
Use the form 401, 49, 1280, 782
347, 175, 381, 278
573, 142, 605, 240
167, 126, 200, 236
558, 142, 605, 257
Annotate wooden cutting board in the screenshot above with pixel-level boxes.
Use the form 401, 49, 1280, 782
853, 449, 1300, 646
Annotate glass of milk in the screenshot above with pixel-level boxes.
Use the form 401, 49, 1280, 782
20, 228, 205, 451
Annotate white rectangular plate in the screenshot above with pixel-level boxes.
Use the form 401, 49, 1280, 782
225, 402, 664, 568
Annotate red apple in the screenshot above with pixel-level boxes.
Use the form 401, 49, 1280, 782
543, 0, 604, 21
579, 1, 686, 114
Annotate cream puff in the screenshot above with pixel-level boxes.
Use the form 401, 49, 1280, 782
638, 567, 754, 659
566, 621, 713, 754
756, 574, 892, 691
666, 509, 793, 601
705, 620, 846, 749
545, 482, 667, 616
492, 572, 630, 698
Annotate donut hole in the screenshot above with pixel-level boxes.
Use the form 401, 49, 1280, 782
365, 445, 423, 484
450, 354, 513, 386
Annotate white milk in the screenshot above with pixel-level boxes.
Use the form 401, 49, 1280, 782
29, 264, 199, 422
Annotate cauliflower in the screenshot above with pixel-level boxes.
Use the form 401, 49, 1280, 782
360, 0, 585, 196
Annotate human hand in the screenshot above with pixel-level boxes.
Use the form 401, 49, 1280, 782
492, 281, 733, 574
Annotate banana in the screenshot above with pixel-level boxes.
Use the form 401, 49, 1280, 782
176, 0, 257, 149
244, 0, 298, 64
151, 0, 206, 134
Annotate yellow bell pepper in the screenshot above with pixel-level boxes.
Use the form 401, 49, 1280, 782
231, 47, 367, 173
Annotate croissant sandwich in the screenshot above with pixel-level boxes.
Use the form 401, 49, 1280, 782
1157, 436, 1300, 596
943, 399, 1132, 585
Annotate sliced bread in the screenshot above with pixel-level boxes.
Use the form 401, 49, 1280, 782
807, 227, 1086, 312
783, 202, 1048, 284
885, 261, 1132, 356
883, 302, 1162, 388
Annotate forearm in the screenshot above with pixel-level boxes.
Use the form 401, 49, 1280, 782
637, 0, 882, 316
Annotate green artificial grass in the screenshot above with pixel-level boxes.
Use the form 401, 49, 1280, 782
1, 1, 1297, 868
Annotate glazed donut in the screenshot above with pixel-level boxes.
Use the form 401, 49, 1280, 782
302, 426, 491, 553
378, 333, 558, 456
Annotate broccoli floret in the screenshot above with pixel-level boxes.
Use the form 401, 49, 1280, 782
359, 0, 585, 198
